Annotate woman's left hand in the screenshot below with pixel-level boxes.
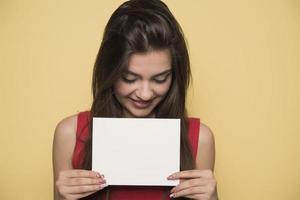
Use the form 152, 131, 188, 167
168, 169, 217, 200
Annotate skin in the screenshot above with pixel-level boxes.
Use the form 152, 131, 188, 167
114, 49, 172, 118
53, 49, 218, 200
168, 122, 218, 199
53, 116, 107, 200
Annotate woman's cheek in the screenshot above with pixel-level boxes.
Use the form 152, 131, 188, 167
115, 82, 135, 96
157, 80, 172, 95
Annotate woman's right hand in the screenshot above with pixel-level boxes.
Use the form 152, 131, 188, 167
56, 169, 107, 200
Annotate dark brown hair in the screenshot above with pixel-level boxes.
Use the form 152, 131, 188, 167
81, 0, 194, 199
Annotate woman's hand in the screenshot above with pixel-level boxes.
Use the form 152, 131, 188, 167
55, 169, 107, 200
168, 169, 217, 200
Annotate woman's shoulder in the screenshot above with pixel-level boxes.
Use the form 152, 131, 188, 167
53, 111, 91, 142
196, 121, 215, 170
53, 113, 81, 170
53, 113, 80, 152
188, 116, 213, 140
187, 117, 214, 153
54, 114, 78, 138
199, 122, 214, 145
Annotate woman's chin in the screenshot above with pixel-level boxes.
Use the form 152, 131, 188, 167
124, 108, 154, 118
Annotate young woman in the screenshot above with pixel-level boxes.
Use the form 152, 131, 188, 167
53, 0, 218, 199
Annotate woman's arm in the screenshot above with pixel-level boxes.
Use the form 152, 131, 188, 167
168, 122, 218, 200
52, 115, 106, 200
195, 123, 216, 171
52, 115, 77, 200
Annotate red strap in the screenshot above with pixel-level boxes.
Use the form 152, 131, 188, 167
72, 111, 90, 169
188, 118, 200, 160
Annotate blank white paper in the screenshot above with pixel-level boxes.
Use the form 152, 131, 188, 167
92, 117, 180, 186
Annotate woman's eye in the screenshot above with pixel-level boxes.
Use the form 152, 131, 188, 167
122, 76, 136, 83
153, 78, 167, 84
153, 74, 170, 84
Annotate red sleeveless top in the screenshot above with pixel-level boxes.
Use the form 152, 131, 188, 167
72, 111, 200, 200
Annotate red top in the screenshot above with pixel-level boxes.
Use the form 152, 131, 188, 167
72, 111, 200, 200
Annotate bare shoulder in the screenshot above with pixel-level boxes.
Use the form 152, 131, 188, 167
195, 122, 216, 170
52, 114, 78, 171
199, 122, 215, 146
54, 114, 77, 141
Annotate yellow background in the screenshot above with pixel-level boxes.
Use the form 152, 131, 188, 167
1, 0, 299, 199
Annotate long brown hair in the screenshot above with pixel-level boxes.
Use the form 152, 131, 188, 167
81, 0, 194, 199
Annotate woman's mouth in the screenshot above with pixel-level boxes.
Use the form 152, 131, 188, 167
130, 98, 153, 109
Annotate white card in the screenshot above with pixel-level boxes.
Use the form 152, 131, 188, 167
92, 118, 180, 186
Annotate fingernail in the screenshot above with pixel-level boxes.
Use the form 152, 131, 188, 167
170, 193, 175, 198
100, 183, 108, 188
97, 178, 105, 183
167, 175, 174, 179
101, 174, 105, 178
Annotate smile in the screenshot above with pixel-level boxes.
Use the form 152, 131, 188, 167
130, 98, 153, 109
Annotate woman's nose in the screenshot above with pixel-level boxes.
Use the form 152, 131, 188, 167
136, 82, 154, 101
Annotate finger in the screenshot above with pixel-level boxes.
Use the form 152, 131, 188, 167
178, 178, 189, 184
168, 169, 213, 180
63, 183, 107, 194
184, 194, 208, 199
170, 186, 206, 198
171, 178, 206, 193
65, 177, 106, 186
64, 191, 98, 200
63, 170, 102, 179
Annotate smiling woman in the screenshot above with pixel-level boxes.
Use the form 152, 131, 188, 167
52, 0, 218, 200
114, 50, 172, 118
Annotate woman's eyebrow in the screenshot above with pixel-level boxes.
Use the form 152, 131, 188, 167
123, 70, 139, 76
152, 69, 172, 77
124, 69, 172, 77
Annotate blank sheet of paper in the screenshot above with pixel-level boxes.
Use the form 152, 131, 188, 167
92, 118, 180, 186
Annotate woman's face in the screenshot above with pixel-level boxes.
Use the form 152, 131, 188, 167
114, 49, 172, 118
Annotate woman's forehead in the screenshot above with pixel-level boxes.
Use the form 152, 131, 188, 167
127, 49, 171, 75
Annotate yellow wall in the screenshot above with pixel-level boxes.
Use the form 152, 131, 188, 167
1, 0, 299, 199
